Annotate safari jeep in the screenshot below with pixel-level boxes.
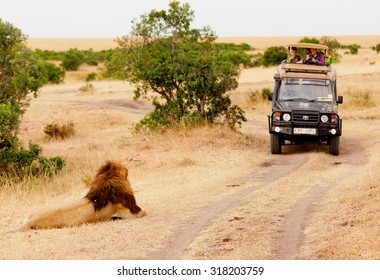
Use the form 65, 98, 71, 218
268, 43, 343, 155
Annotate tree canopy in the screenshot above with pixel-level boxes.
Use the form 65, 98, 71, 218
106, 1, 246, 131
0, 19, 43, 144
0, 19, 64, 181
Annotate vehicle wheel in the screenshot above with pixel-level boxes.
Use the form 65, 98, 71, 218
329, 136, 340, 155
270, 134, 282, 154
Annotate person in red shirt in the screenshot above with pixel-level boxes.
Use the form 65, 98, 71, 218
303, 48, 325, 65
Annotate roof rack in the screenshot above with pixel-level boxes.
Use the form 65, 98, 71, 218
282, 62, 330, 74
278, 62, 335, 80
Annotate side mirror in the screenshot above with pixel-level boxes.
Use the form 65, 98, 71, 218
268, 93, 273, 101
337, 96, 343, 104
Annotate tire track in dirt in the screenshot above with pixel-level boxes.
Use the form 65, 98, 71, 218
274, 180, 335, 259
273, 138, 368, 259
145, 136, 368, 260
144, 154, 307, 260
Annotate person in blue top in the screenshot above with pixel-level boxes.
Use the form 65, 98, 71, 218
303, 48, 325, 65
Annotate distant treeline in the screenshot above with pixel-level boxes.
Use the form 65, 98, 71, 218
34, 38, 380, 84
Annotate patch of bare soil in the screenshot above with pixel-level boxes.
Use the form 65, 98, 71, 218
146, 154, 307, 260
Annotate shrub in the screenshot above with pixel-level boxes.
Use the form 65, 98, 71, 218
346, 44, 360, 54
0, 140, 65, 182
218, 49, 253, 68
85, 72, 97, 81
79, 83, 95, 93
320, 36, 341, 50
248, 87, 271, 104
320, 36, 341, 61
44, 122, 75, 140
372, 43, 380, 53
60, 48, 85, 71
261, 46, 287, 67
33, 49, 65, 60
38, 60, 65, 84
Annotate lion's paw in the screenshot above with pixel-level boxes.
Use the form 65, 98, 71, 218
134, 210, 147, 218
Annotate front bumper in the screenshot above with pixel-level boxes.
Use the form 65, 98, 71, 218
268, 115, 343, 137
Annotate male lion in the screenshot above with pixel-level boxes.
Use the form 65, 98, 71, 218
22, 160, 146, 230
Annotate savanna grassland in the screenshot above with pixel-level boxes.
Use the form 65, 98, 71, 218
0, 36, 379, 260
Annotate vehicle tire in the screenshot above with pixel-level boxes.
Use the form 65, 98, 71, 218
329, 136, 340, 155
270, 134, 282, 154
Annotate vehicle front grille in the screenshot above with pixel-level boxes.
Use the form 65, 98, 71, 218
293, 111, 319, 123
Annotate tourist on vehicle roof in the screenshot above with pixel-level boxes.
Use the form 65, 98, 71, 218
303, 48, 325, 65
288, 47, 301, 63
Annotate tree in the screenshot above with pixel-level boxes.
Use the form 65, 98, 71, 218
298, 37, 320, 44
106, 1, 246, 131
320, 36, 341, 63
0, 19, 64, 181
0, 19, 42, 143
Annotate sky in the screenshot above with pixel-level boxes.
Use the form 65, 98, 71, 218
2, 0, 380, 38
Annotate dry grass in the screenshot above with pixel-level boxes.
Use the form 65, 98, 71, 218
300, 138, 380, 259
43, 121, 75, 140
341, 88, 377, 108
1, 36, 380, 260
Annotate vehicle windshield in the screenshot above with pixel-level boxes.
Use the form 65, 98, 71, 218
278, 78, 333, 102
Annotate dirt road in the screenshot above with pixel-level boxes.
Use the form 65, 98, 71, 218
141, 118, 369, 260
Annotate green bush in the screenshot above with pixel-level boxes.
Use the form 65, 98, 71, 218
33, 48, 116, 67
33, 49, 65, 60
375, 43, 380, 52
85, 72, 97, 81
261, 87, 271, 99
248, 87, 271, 103
344, 44, 360, 54
83, 49, 99, 66
38, 61, 65, 84
261, 46, 287, 67
0, 140, 65, 181
60, 48, 85, 71
218, 49, 253, 68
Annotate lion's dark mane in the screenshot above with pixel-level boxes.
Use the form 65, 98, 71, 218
84, 161, 142, 214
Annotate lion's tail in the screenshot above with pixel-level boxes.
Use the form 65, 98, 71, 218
21, 198, 94, 230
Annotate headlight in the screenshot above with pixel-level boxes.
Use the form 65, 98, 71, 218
321, 115, 329, 123
283, 113, 291, 121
